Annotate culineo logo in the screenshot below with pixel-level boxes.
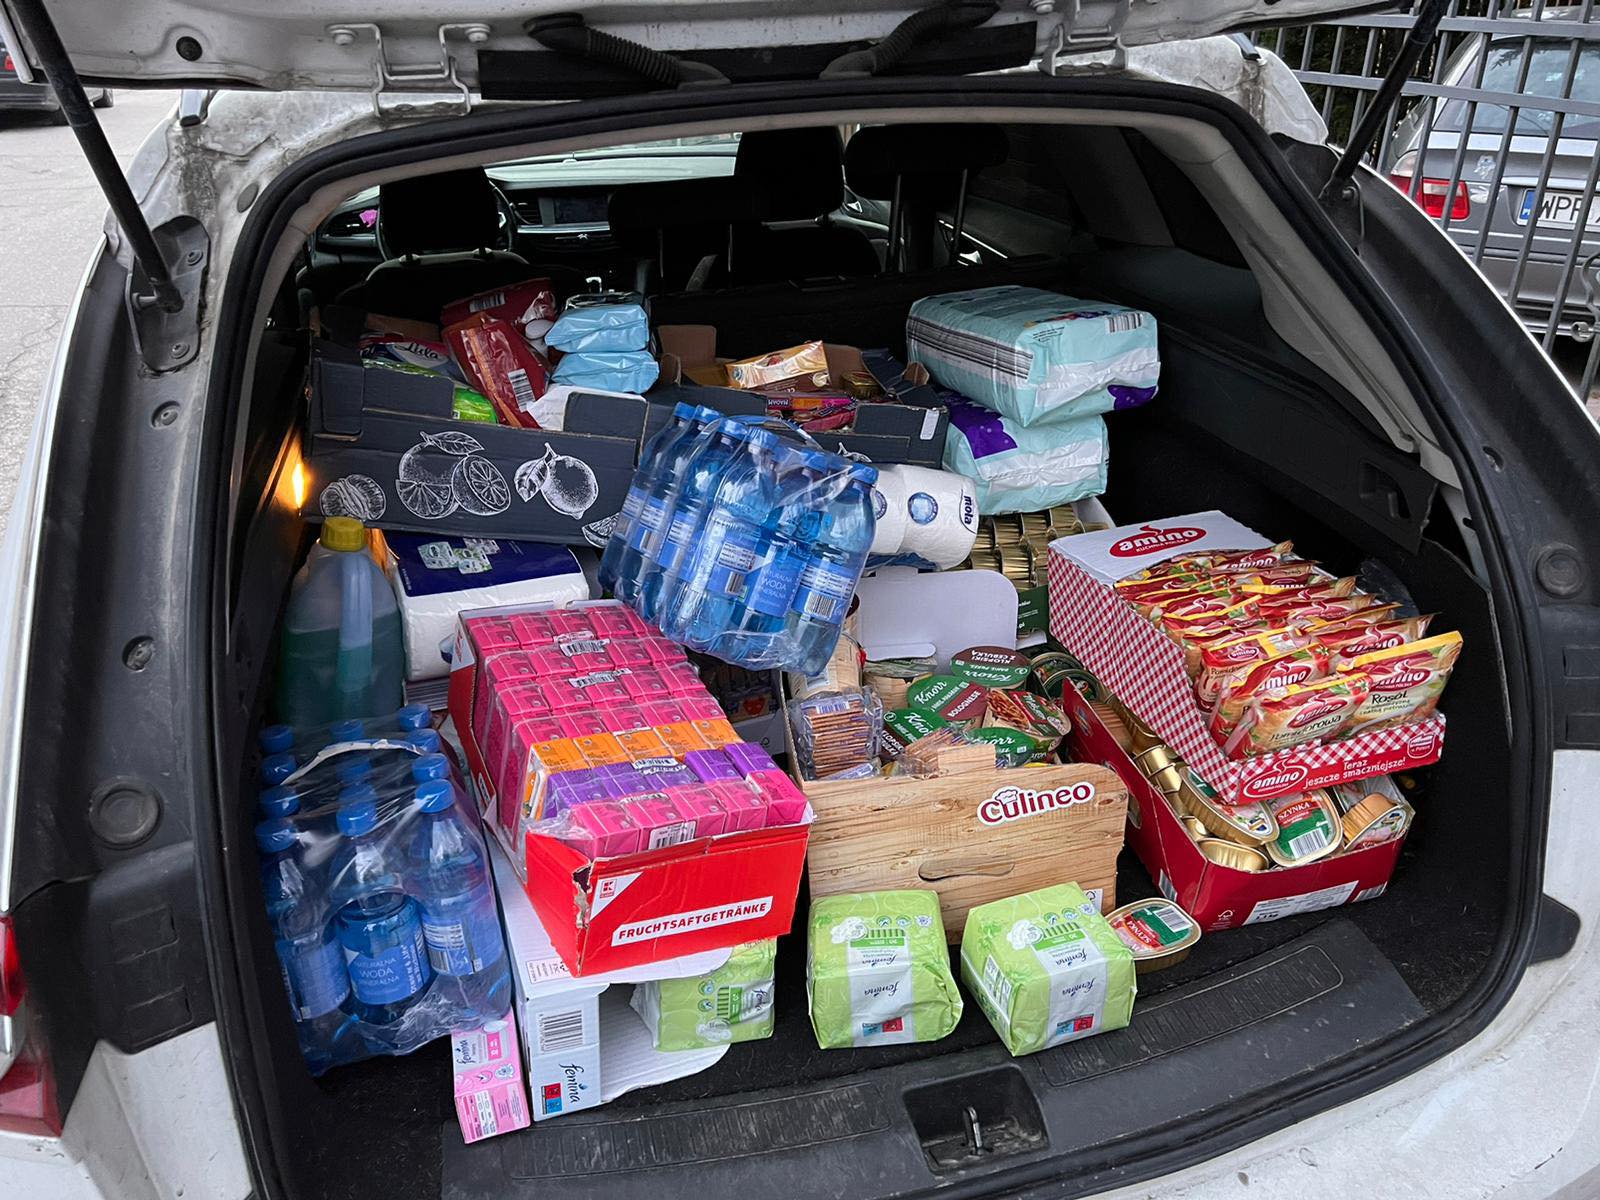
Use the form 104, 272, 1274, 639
1107, 523, 1208, 559
978, 781, 1097, 826
1241, 763, 1309, 799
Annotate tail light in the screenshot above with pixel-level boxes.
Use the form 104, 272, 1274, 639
1389, 158, 1471, 221
0, 915, 61, 1136
1, 54, 13, 73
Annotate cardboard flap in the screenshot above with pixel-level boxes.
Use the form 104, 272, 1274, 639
596, 990, 728, 1102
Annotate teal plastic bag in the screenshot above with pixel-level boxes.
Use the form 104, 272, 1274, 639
546, 303, 651, 353
908, 285, 1158, 426
550, 350, 660, 393
942, 400, 1107, 515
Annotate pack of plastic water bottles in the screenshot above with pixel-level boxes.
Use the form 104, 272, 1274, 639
254, 706, 512, 1075
599, 406, 877, 674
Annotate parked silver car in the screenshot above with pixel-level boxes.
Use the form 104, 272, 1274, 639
1387, 23, 1600, 341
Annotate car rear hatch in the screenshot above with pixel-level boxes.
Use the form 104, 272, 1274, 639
0, 3, 1575, 1199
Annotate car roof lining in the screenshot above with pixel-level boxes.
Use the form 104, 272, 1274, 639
254, 105, 1455, 491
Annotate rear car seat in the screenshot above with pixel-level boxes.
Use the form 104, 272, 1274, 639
607, 175, 768, 293
336, 168, 584, 321
728, 128, 879, 282
844, 124, 1009, 272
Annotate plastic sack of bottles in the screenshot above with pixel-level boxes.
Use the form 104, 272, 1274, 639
252, 718, 512, 1076
599, 407, 877, 675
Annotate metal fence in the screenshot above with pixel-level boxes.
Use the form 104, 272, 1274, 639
1255, 1, 1600, 395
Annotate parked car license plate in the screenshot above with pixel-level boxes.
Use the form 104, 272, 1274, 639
1517, 188, 1600, 229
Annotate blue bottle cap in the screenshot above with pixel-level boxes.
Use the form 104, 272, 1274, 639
406, 729, 442, 753
394, 704, 430, 732
336, 798, 379, 836
338, 781, 378, 807
258, 724, 294, 754
258, 785, 301, 819
849, 463, 880, 486
691, 404, 722, 424
414, 779, 455, 814
800, 449, 837, 473
334, 755, 373, 784
259, 752, 296, 786
672, 401, 700, 421
255, 818, 297, 854
329, 718, 365, 742
411, 753, 451, 783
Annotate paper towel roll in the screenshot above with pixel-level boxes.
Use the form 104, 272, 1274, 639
869, 467, 911, 556
887, 465, 979, 569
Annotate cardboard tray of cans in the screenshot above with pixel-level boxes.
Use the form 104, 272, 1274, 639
782, 679, 1130, 937
1046, 512, 1445, 806
447, 599, 812, 975
1063, 686, 1408, 931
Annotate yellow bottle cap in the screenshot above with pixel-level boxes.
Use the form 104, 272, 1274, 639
320, 516, 367, 552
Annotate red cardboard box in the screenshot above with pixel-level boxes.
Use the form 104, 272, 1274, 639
448, 599, 813, 976
1063, 683, 1407, 931
1046, 511, 1445, 805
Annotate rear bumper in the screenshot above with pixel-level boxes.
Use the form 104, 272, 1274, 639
1445, 227, 1600, 340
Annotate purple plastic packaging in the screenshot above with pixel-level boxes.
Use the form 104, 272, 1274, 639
684, 749, 741, 783
544, 768, 608, 818
723, 743, 779, 777
600, 766, 651, 799
634, 760, 697, 790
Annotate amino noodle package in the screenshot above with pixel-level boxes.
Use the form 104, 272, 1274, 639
1223, 673, 1372, 758
1337, 632, 1463, 735
1207, 646, 1331, 737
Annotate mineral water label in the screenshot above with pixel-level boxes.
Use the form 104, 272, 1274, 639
843, 927, 918, 1047
794, 560, 856, 623
282, 933, 350, 1020
627, 496, 668, 552
656, 513, 696, 572
619, 486, 645, 524
1027, 918, 1109, 1048
746, 547, 805, 617
421, 901, 506, 977
707, 517, 761, 597
346, 919, 430, 1004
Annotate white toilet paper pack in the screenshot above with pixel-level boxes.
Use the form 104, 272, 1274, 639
943, 401, 1108, 515
907, 285, 1159, 426
868, 465, 979, 567
386, 533, 590, 679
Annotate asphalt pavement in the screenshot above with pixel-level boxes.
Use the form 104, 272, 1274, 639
0, 89, 177, 538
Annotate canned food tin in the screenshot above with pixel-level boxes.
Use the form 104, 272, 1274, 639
1106, 898, 1201, 973
1018, 510, 1052, 540
1088, 701, 1133, 750
1178, 766, 1274, 845
999, 545, 1032, 586
1132, 744, 1175, 776
1196, 838, 1271, 872
1048, 505, 1084, 536
968, 548, 1002, 574
1147, 763, 1184, 796
1341, 793, 1415, 850
1121, 708, 1163, 754
1181, 815, 1210, 841
1262, 790, 1343, 868
1063, 667, 1104, 702
991, 513, 1026, 545
1027, 651, 1079, 698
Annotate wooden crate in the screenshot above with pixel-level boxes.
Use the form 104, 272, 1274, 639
802, 761, 1129, 939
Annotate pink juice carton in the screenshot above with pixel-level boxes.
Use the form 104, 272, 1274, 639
557, 711, 612, 738
549, 609, 606, 638
666, 787, 729, 838
507, 610, 560, 648
497, 715, 565, 833
474, 651, 537, 742
484, 682, 553, 793
748, 769, 810, 827
565, 801, 643, 858
587, 604, 652, 639
678, 694, 730, 721
540, 671, 634, 713
463, 615, 520, 655
711, 780, 769, 832
449, 1009, 530, 1144
639, 699, 688, 727
628, 794, 699, 849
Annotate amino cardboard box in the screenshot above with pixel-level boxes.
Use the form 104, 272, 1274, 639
1063, 672, 1408, 930
491, 842, 731, 1120
1046, 511, 1446, 805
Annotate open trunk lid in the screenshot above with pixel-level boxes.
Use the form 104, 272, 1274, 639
0, 0, 1399, 91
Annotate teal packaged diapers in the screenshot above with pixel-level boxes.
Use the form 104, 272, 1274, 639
807, 891, 963, 1049
907, 285, 1159, 425
959, 883, 1136, 1056
631, 940, 777, 1051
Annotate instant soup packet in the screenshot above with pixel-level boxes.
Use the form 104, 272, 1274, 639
1223, 673, 1372, 758
807, 891, 963, 1050
631, 939, 777, 1051
1207, 646, 1332, 738
1337, 632, 1463, 735
959, 883, 1135, 1056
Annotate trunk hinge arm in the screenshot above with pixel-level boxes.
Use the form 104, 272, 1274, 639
325, 22, 487, 119
9, 0, 185, 315
1040, 0, 1131, 75
1318, 0, 1450, 210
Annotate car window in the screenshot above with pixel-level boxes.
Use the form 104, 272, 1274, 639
1436, 38, 1600, 138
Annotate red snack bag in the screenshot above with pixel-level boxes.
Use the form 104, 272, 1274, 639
1224, 673, 1372, 758
444, 313, 548, 428
1337, 632, 1462, 734
441, 278, 557, 337
1255, 593, 1395, 626
1152, 591, 1258, 623
1207, 645, 1332, 737
1196, 627, 1314, 706
1317, 615, 1435, 664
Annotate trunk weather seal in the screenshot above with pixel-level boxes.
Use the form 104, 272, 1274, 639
201, 77, 1545, 1200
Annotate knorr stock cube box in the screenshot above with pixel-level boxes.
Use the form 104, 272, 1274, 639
959, 883, 1136, 1056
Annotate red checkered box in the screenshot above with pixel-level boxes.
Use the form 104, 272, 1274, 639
1047, 513, 1445, 805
